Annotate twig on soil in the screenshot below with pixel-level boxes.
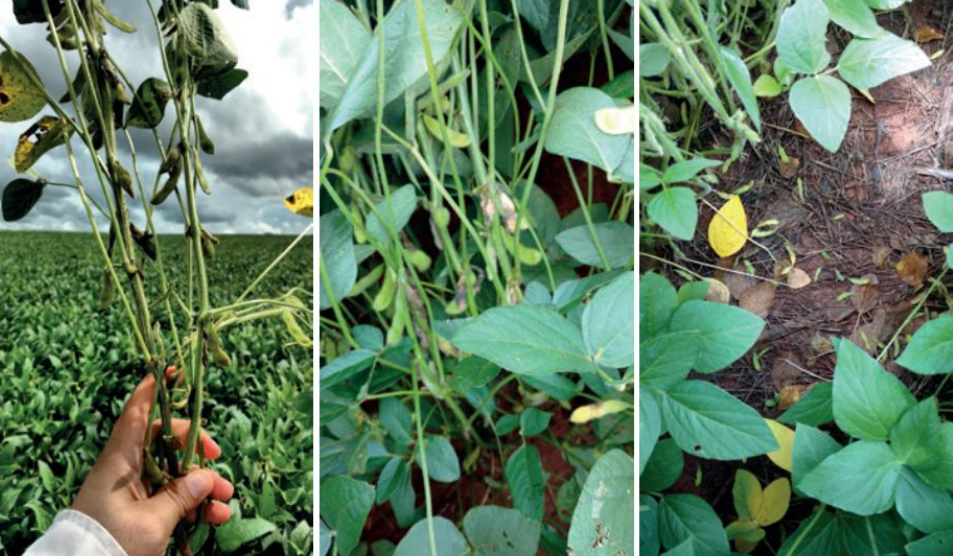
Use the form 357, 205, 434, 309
780, 357, 831, 382
914, 166, 953, 179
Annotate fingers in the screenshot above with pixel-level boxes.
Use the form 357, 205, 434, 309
203, 500, 232, 525
142, 469, 216, 532
150, 419, 222, 460
105, 374, 156, 463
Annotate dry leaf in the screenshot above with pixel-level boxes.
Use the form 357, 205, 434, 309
779, 155, 800, 179
793, 119, 812, 139
706, 278, 731, 304
851, 273, 880, 314
284, 187, 314, 217
771, 351, 802, 389
896, 252, 928, 286
724, 271, 757, 300
787, 267, 811, 290
778, 385, 808, 410
739, 282, 776, 317
872, 245, 891, 270
849, 308, 890, 355
915, 24, 944, 44
708, 195, 749, 258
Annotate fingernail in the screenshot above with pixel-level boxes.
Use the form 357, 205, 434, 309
186, 470, 213, 498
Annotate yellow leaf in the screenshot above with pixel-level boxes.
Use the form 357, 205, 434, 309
732, 469, 762, 521
422, 114, 471, 148
753, 478, 791, 527
14, 116, 71, 173
569, 400, 630, 424
708, 195, 748, 257
284, 187, 313, 218
594, 106, 636, 135
0, 50, 46, 123
765, 419, 794, 472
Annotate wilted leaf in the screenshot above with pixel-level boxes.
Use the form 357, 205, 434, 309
787, 267, 812, 289
705, 278, 731, 303
896, 252, 928, 287
872, 245, 891, 269
284, 187, 313, 218
724, 271, 756, 300
779, 155, 801, 179
764, 420, 795, 473
914, 25, 944, 44
739, 282, 776, 318
14, 116, 71, 173
778, 384, 808, 410
851, 273, 880, 314
708, 195, 749, 257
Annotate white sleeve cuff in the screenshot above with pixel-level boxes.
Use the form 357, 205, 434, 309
22, 510, 128, 556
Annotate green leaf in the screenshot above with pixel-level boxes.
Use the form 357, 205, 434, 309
832, 338, 915, 441
837, 33, 930, 89
319, 210, 356, 310
640, 42, 670, 77
791, 424, 842, 496
38, 460, 55, 494
905, 530, 953, 556
662, 158, 721, 184
890, 398, 953, 492
545, 87, 631, 175
641, 495, 661, 556
648, 187, 698, 241
463, 505, 541, 556
923, 191, 953, 232
895, 467, 953, 534
451, 305, 598, 375
380, 397, 414, 447
640, 272, 678, 339
777, 0, 831, 73
582, 271, 634, 368
789, 76, 851, 153
2, 179, 45, 222
0, 50, 46, 123
719, 46, 761, 131
865, 0, 910, 8
177, 3, 238, 77
658, 494, 731, 556
822, 0, 882, 37
325, 1, 464, 135
320, 476, 375, 556
567, 450, 635, 556
377, 457, 410, 504
778, 382, 834, 426
837, 511, 906, 556
216, 517, 278, 553
661, 539, 695, 556
640, 331, 699, 391
319, 0, 372, 108
554, 221, 635, 269
753, 74, 784, 98
660, 380, 778, 460
320, 349, 375, 389
640, 389, 661, 473
421, 436, 460, 483
196, 68, 248, 100
896, 314, 953, 375
319, 520, 332, 556
777, 507, 840, 556
366, 185, 418, 245
506, 444, 546, 522
126, 78, 172, 128
449, 357, 501, 393
395, 517, 469, 556
520, 408, 551, 437
798, 441, 902, 515
640, 438, 684, 490
669, 300, 766, 373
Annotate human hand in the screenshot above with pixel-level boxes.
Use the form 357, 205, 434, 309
72, 372, 234, 556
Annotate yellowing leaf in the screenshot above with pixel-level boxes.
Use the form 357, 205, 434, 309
15, 116, 71, 173
422, 114, 471, 148
725, 520, 764, 543
765, 419, 794, 472
708, 195, 748, 257
0, 50, 46, 123
732, 469, 762, 521
594, 106, 636, 135
569, 400, 631, 424
284, 187, 313, 217
753, 478, 790, 527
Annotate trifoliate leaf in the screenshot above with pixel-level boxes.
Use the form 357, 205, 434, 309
708, 195, 748, 257
753, 478, 790, 527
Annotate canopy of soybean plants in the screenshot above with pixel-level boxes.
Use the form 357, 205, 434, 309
639, 1, 953, 556
0, 1, 315, 555
318, 0, 635, 554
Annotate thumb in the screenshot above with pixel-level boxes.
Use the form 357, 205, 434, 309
143, 469, 215, 532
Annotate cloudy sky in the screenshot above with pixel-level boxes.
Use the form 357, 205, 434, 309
0, 0, 315, 235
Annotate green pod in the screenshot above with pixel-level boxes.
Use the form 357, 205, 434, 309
205, 324, 232, 368
348, 263, 384, 298
98, 268, 115, 310
501, 232, 543, 266
372, 268, 397, 312
195, 115, 215, 155
200, 227, 219, 260
386, 290, 408, 346
351, 204, 367, 244
433, 206, 451, 228
409, 250, 432, 272
112, 160, 135, 198
195, 154, 212, 195
151, 163, 181, 205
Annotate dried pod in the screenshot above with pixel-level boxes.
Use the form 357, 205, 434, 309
131, 224, 157, 260
200, 227, 219, 260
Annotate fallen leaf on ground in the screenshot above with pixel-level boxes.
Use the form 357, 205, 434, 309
786, 267, 811, 289
779, 155, 800, 179
851, 273, 880, 314
771, 351, 802, 389
724, 271, 757, 299
896, 252, 928, 286
915, 25, 944, 44
708, 195, 749, 258
848, 308, 891, 355
872, 245, 891, 269
739, 282, 776, 317
706, 278, 731, 303
778, 385, 808, 410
